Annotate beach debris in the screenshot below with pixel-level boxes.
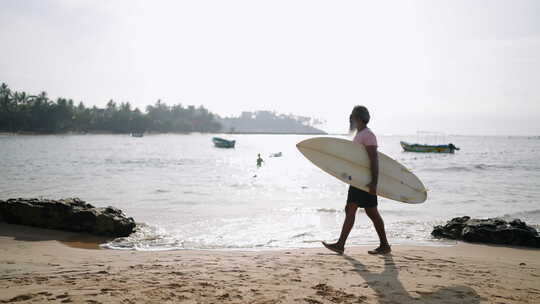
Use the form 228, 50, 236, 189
0, 198, 135, 237
432, 216, 540, 248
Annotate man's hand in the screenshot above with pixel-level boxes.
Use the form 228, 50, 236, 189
367, 182, 377, 195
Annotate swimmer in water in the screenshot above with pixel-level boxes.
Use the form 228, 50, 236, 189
256, 154, 264, 168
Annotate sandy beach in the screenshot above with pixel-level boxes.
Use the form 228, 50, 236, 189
0, 223, 538, 304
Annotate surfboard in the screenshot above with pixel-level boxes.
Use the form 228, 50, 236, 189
296, 137, 427, 204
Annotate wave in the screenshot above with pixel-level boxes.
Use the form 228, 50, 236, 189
103, 158, 199, 167
316, 208, 341, 213
507, 209, 540, 216
313, 208, 418, 216
503, 209, 540, 222
422, 163, 520, 172
102, 223, 183, 251
291, 232, 314, 238
422, 165, 472, 172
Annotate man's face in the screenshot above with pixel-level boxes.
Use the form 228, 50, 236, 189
352, 117, 365, 129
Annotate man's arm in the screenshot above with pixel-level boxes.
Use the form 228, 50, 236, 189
365, 145, 379, 195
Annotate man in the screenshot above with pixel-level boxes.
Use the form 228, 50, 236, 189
323, 105, 391, 255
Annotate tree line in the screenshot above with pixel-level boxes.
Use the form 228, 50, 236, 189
0, 83, 222, 133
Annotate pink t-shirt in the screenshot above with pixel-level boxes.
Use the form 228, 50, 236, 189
353, 127, 378, 147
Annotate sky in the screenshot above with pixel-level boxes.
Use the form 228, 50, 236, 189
1, 0, 539, 135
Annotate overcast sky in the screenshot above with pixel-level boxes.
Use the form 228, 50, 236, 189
1, 0, 539, 135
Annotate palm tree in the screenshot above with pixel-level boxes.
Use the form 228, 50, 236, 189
0, 83, 14, 131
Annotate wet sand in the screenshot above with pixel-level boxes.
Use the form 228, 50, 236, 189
1, 222, 539, 303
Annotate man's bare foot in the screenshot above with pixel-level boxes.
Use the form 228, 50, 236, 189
322, 241, 344, 255
368, 245, 391, 255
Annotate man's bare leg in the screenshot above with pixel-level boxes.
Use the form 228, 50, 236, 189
365, 207, 391, 254
322, 202, 358, 254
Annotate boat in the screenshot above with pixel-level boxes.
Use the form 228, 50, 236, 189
131, 132, 144, 138
400, 141, 459, 154
212, 137, 235, 148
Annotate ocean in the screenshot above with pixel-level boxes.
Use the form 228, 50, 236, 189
1, 133, 539, 250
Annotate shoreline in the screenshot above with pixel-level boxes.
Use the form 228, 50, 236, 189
2, 222, 459, 252
1, 223, 539, 303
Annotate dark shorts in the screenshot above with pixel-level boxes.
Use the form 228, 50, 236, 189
347, 186, 378, 208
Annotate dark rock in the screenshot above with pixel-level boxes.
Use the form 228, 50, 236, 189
432, 216, 540, 248
0, 198, 135, 237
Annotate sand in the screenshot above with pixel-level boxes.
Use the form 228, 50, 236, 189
1, 222, 539, 304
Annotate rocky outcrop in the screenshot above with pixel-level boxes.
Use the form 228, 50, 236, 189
432, 216, 540, 248
0, 198, 135, 237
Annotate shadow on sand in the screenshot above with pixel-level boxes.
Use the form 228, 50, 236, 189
342, 253, 487, 304
0, 222, 110, 249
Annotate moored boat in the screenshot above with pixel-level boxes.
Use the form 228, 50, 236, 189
212, 137, 235, 148
400, 141, 459, 153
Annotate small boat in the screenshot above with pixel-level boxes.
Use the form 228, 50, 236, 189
212, 137, 235, 148
400, 141, 459, 154
131, 132, 144, 138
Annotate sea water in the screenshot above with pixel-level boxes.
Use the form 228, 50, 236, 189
1, 134, 539, 250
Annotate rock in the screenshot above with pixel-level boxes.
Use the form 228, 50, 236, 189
0, 198, 135, 237
432, 216, 540, 248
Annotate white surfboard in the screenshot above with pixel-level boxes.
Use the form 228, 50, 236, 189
296, 137, 427, 204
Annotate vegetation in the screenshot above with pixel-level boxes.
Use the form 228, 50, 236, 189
219, 111, 326, 134
0, 83, 221, 133
0, 83, 326, 134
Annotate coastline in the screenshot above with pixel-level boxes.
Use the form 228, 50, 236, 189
3, 132, 538, 137
1, 223, 539, 303
0, 131, 327, 136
